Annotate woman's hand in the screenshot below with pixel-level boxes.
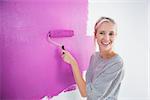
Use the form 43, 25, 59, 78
61, 50, 77, 65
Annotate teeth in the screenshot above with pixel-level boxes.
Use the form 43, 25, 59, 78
102, 42, 110, 45
103, 43, 109, 45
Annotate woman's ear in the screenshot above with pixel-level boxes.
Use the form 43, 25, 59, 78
94, 32, 97, 38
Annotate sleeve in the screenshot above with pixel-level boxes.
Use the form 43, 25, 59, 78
86, 61, 123, 99
86, 54, 95, 83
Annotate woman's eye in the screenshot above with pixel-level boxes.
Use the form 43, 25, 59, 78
109, 32, 114, 36
99, 32, 104, 35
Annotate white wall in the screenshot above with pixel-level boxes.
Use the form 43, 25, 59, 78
87, 0, 148, 100
45, 0, 149, 100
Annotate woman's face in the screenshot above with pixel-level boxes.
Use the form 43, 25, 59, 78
95, 21, 117, 52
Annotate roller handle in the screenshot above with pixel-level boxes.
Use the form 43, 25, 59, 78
62, 45, 65, 54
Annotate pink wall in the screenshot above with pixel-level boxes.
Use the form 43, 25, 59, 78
1, 0, 94, 99
1, 2, 3, 98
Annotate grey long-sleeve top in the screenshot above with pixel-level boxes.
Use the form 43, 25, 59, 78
86, 52, 124, 100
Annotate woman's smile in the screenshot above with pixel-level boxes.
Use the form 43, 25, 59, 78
101, 41, 111, 46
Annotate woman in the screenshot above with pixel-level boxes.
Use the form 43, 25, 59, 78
61, 17, 124, 100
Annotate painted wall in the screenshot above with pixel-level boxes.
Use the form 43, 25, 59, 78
1, 0, 94, 99
0, 2, 3, 98
0, 11, 2, 99
148, 0, 150, 99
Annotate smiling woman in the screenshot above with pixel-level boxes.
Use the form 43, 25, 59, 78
53, 0, 148, 99
61, 17, 124, 100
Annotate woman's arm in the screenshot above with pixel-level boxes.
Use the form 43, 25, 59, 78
70, 60, 87, 97
61, 50, 87, 97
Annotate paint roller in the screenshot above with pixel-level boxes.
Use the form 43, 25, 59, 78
47, 29, 74, 52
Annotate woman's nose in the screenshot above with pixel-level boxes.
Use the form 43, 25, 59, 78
103, 34, 110, 41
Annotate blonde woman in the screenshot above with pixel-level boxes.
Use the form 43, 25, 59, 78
61, 17, 124, 100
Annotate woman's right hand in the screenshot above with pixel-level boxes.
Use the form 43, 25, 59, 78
61, 50, 77, 65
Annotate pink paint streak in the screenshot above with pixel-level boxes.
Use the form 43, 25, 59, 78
1, 0, 94, 99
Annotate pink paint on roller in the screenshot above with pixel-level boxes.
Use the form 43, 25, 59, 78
47, 30, 74, 48
48, 30, 74, 38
